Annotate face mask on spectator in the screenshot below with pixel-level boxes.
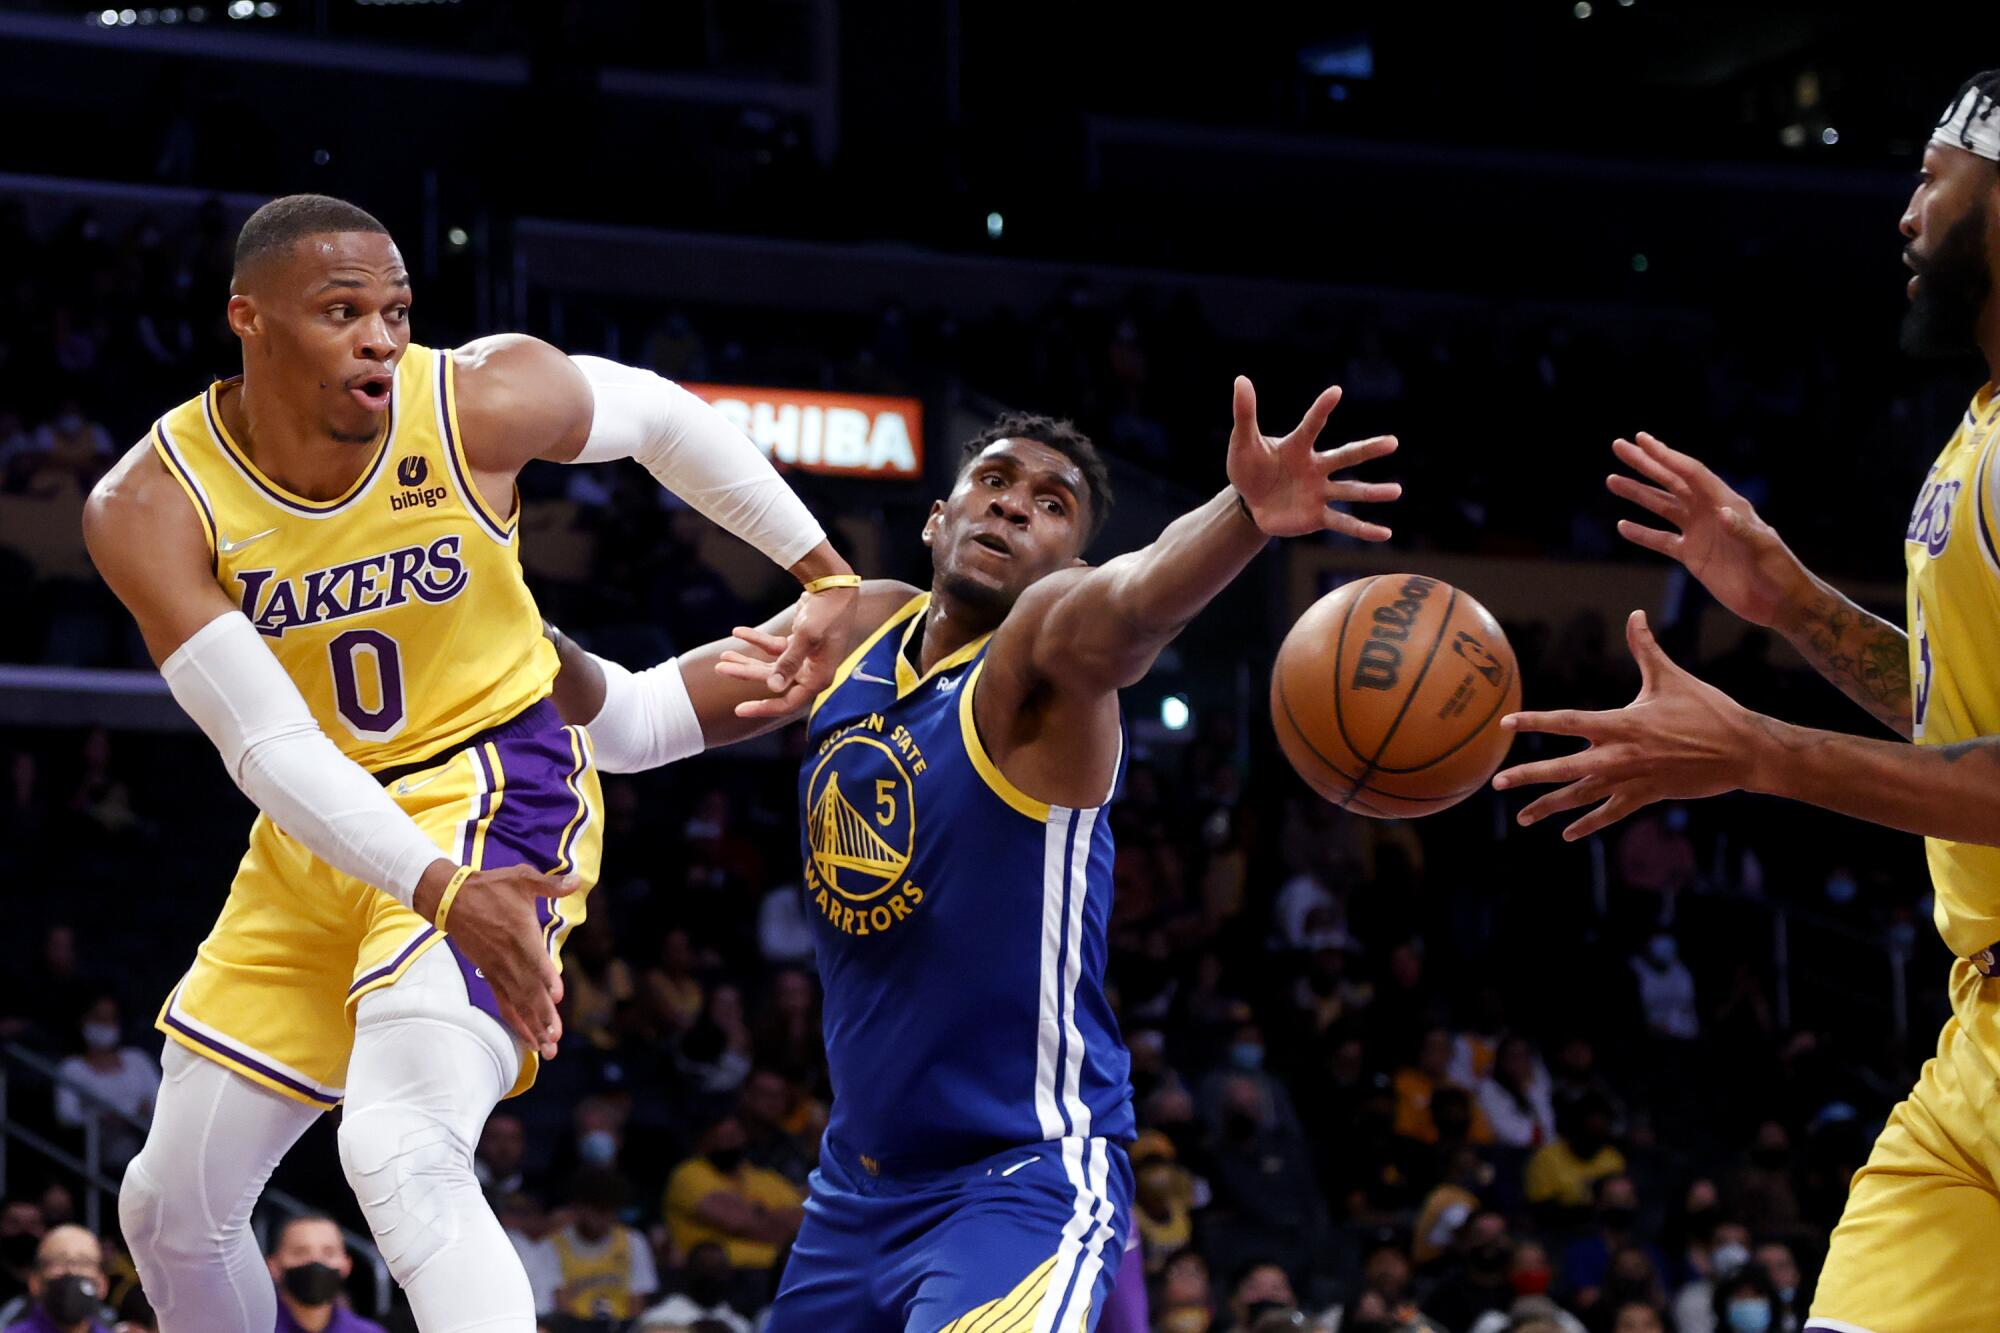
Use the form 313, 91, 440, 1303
1511, 1265, 1552, 1296
1710, 1242, 1751, 1276
1648, 936, 1677, 966
1726, 1299, 1772, 1333
686, 1269, 731, 1306
707, 1146, 745, 1174
40, 1274, 100, 1325
1228, 1043, 1264, 1072
82, 1022, 120, 1052
1825, 873, 1858, 904
280, 1261, 344, 1306
578, 1131, 618, 1167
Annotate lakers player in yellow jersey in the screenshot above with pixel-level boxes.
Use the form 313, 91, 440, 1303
83, 195, 857, 1333
1493, 73, 2000, 1333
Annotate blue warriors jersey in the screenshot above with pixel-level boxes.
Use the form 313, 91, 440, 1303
801, 593, 1135, 1170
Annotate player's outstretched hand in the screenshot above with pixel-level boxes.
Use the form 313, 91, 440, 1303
1225, 376, 1401, 540
718, 625, 813, 719
429, 864, 579, 1060
1608, 432, 1808, 629
762, 581, 859, 703
1490, 610, 1759, 840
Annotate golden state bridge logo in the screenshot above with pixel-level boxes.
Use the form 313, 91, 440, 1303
805, 711, 929, 936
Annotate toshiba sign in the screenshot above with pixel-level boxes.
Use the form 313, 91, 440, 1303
684, 384, 924, 479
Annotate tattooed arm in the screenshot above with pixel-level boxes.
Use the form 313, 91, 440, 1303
1606, 431, 1911, 739
1775, 574, 1912, 739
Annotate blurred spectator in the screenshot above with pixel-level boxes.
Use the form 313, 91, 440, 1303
663, 1116, 803, 1273
563, 917, 635, 1052
476, 1112, 530, 1204
1710, 1264, 1779, 1333
1412, 1148, 1493, 1266
1616, 808, 1699, 906
736, 1067, 815, 1189
677, 985, 753, 1100
1354, 1240, 1448, 1333
265, 1214, 384, 1333
1424, 1210, 1515, 1332
1672, 1220, 1751, 1333
548, 1169, 658, 1323
568, 1096, 632, 1178
3, 927, 95, 1047
0, 1200, 44, 1308
642, 929, 706, 1036
53, 995, 158, 1172
1728, 1125, 1802, 1240
1750, 1243, 1801, 1333
0, 1226, 113, 1333
1289, 944, 1366, 1041
1198, 1023, 1304, 1145
1131, 1132, 1196, 1273
632, 1242, 750, 1333
1611, 1302, 1668, 1333
749, 969, 823, 1090
17, 402, 114, 497
1467, 1294, 1586, 1333
1204, 1074, 1324, 1281
1557, 1176, 1660, 1311
755, 882, 814, 966
1393, 1026, 1494, 1146
1221, 1261, 1294, 1333
1632, 935, 1699, 1043
1527, 1096, 1626, 1214
1154, 1247, 1216, 1333
1477, 1034, 1557, 1149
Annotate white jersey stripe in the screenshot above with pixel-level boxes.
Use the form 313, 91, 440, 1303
1032, 1135, 1111, 1333
1064, 1139, 1118, 1331
1058, 805, 1097, 1139
1033, 806, 1074, 1140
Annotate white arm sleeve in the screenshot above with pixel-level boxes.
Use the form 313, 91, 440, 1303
566, 355, 827, 570
582, 651, 705, 775
160, 612, 446, 907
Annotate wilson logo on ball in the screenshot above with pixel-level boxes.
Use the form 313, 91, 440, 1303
1351, 576, 1437, 692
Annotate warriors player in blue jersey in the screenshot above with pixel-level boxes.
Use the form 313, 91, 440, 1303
551, 379, 1399, 1330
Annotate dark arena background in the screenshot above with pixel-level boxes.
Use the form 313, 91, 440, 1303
0, 4, 1982, 1332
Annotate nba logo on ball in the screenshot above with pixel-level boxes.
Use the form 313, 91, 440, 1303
1271, 574, 1520, 818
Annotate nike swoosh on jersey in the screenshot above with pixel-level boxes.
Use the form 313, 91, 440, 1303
999, 1155, 1039, 1177
851, 669, 897, 686
217, 526, 279, 554
394, 771, 445, 795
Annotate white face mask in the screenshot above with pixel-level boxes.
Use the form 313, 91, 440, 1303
82, 1022, 120, 1052
1710, 1242, 1751, 1276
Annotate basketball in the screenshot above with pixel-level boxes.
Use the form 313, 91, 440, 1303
1270, 573, 1521, 817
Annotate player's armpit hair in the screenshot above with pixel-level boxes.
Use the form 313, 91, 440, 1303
233, 194, 388, 283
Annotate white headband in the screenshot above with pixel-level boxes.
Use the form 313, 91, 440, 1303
1934, 81, 2000, 162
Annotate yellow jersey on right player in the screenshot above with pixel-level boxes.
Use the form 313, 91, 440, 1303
1906, 382, 2000, 958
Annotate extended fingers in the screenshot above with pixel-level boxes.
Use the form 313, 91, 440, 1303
1615, 519, 1683, 560
1499, 708, 1613, 740
1319, 434, 1398, 471
1606, 473, 1684, 522
1612, 437, 1689, 495
731, 626, 788, 657
734, 682, 812, 719
1513, 777, 1607, 827
1328, 479, 1403, 505
1561, 792, 1642, 842
1491, 749, 1604, 791
1326, 511, 1393, 543
1294, 384, 1344, 446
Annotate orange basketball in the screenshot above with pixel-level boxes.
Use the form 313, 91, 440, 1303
1270, 574, 1521, 818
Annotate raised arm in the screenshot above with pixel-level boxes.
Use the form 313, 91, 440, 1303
84, 442, 572, 1059
1608, 431, 1911, 737
449, 334, 859, 702
993, 377, 1398, 694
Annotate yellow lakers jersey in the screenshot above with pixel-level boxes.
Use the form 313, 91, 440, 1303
1906, 382, 2000, 957
150, 342, 557, 772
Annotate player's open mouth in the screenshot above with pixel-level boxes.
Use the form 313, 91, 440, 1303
347, 375, 393, 411
970, 533, 1012, 557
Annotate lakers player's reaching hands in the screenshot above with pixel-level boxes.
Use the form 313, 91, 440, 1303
411, 861, 578, 1059
1607, 431, 1910, 737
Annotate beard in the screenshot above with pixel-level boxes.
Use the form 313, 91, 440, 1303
1902, 203, 1994, 358
936, 565, 1014, 614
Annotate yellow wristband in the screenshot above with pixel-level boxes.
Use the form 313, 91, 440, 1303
433, 864, 475, 932
803, 573, 862, 595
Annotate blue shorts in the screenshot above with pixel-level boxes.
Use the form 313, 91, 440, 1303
766, 1136, 1134, 1333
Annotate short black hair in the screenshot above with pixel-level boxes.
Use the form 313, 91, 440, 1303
956, 412, 1114, 546
233, 194, 388, 283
